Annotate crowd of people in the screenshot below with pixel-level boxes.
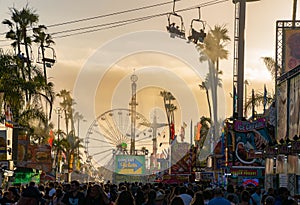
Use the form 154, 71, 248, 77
0, 180, 298, 205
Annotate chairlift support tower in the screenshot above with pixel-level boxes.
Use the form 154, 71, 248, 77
130, 72, 138, 155
232, 0, 260, 119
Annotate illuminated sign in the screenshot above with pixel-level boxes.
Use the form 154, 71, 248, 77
231, 169, 258, 177
115, 155, 145, 175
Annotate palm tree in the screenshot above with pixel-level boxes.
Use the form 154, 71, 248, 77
160, 90, 177, 142
10, 6, 39, 80
197, 24, 230, 151
62, 131, 84, 178
244, 89, 274, 114
33, 25, 55, 84
2, 19, 26, 83
3, 6, 39, 103
243, 57, 281, 117
57, 89, 74, 134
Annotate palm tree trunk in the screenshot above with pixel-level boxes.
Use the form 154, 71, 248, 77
23, 28, 31, 80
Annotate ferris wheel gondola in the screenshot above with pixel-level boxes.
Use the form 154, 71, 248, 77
187, 7, 207, 44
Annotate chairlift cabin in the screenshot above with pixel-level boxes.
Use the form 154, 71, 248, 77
17, 43, 34, 64
187, 8, 207, 44
37, 46, 56, 68
166, 12, 186, 39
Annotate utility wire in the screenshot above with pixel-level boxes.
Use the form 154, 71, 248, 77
1, 0, 228, 40
53, 0, 228, 39
47, 0, 181, 28
0, 1, 176, 36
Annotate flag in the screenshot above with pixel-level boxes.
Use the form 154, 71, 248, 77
170, 123, 175, 141
233, 85, 237, 114
195, 122, 202, 141
5, 121, 13, 128
4, 104, 13, 128
4, 104, 12, 122
252, 89, 255, 118
48, 130, 54, 148
263, 84, 267, 112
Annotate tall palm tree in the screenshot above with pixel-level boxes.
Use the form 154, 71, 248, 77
10, 6, 39, 80
0, 51, 54, 141
3, 6, 39, 103
62, 131, 84, 175
57, 89, 73, 134
197, 24, 230, 151
160, 90, 177, 142
262, 57, 282, 82
2, 19, 25, 83
244, 90, 274, 114
33, 25, 55, 84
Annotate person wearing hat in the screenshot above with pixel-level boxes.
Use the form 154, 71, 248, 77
207, 188, 231, 205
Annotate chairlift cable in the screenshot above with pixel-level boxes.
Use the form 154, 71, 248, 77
53, 0, 228, 39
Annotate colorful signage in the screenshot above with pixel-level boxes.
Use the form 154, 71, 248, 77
231, 169, 258, 177
284, 29, 300, 72
228, 118, 274, 166
26, 145, 52, 173
115, 155, 145, 175
0, 131, 7, 160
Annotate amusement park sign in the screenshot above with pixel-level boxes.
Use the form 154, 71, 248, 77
234, 118, 266, 132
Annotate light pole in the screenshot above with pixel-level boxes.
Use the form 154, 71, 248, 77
55, 107, 63, 181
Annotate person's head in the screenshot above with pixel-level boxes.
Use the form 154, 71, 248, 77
267, 188, 274, 195
278, 187, 289, 200
147, 189, 157, 202
49, 182, 55, 188
255, 186, 261, 194
29, 181, 35, 187
179, 186, 187, 195
89, 184, 103, 198
264, 196, 275, 205
191, 191, 204, 205
115, 190, 135, 205
70, 180, 80, 192
241, 190, 251, 203
170, 196, 184, 205
63, 183, 71, 192
55, 188, 64, 198
213, 188, 223, 197
227, 184, 235, 193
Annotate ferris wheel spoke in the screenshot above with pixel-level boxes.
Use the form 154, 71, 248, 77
92, 149, 114, 157
97, 122, 116, 140
88, 145, 114, 149
95, 124, 120, 145
87, 136, 114, 146
94, 152, 113, 166
103, 115, 121, 141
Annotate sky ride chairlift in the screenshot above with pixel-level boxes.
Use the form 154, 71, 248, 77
166, 0, 186, 39
37, 46, 56, 68
17, 43, 34, 64
187, 7, 207, 44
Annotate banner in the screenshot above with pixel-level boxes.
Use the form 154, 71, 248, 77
277, 81, 288, 142
231, 118, 273, 166
0, 131, 7, 160
288, 73, 300, 139
284, 29, 300, 72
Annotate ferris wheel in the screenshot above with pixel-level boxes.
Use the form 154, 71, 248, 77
85, 108, 159, 171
